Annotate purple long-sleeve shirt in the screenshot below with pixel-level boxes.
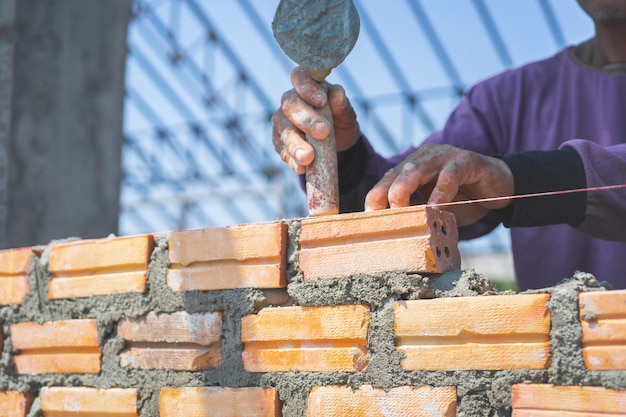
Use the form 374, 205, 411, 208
338, 47, 626, 290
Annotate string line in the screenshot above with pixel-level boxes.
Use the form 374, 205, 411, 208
429, 183, 626, 208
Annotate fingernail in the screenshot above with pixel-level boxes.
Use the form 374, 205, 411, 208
295, 149, 306, 161
313, 93, 325, 106
312, 121, 327, 136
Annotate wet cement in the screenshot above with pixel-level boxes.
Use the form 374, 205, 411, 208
1, 220, 625, 416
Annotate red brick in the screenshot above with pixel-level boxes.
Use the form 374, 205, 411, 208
395, 294, 551, 370
512, 384, 626, 415
299, 206, 460, 280
167, 222, 287, 291
242, 305, 369, 372
40, 387, 137, 416
10, 319, 101, 374
48, 235, 153, 299
0, 247, 32, 305
579, 290, 626, 370
159, 387, 280, 417
308, 385, 456, 417
117, 311, 222, 371
0, 392, 34, 417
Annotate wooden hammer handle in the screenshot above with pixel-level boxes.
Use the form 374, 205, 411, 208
305, 101, 339, 216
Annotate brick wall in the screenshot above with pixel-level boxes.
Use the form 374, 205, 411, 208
0, 206, 625, 416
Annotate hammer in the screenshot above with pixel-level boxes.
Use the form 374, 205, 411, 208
273, 0, 360, 216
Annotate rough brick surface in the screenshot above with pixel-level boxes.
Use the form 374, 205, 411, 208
580, 289, 626, 370
242, 305, 370, 372
167, 222, 287, 291
395, 294, 551, 370
48, 235, 153, 299
117, 311, 223, 370
511, 384, 626, 415
0, 247, 32, 305
10, 319, 101, 374
0, 391, 34, 417
40, 387, 137, 416
299, 206, 460, 280
307, 385, 456, 417
159, 387, 280, 417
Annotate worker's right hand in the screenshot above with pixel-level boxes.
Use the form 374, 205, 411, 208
272, 66, 361, 174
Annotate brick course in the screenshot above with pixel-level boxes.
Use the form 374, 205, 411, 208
0, 247, 32, 305
579, 289, 626, 370
395, 294, 551, 370
159, 387, 280, 417
48, 235, 153, 299
242, 305, 370, 372
10, 319, 101, 374
40, 387, 137, 416
117, 311, 223, 370
299, 206, 460, 280
307, 385, 456, 417
167, 222, 287, 291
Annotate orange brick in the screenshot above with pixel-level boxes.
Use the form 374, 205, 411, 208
117, 311, 222, 371
0, 247, 32, 305
242, 305, 369, 372
299, 206, 460, 280
579, 290, 626, 370
395, 294, 551, 371
308, 385, 456, 417
48, 235, 153, 299
512, 384, 626, 416
167, 222, 287, 291
10, 319, 101, 374
0, 391, 34, 417
159, 387, 280, 417
40, 387, 137, 417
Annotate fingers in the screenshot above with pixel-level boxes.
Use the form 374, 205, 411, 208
281, 89, 330, 140
291, 67, 328, 107
271, 109, 314, 174
328, 84, 361, 151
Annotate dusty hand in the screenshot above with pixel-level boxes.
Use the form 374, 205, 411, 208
364, 144, 515, 226
271, 66, 361, 174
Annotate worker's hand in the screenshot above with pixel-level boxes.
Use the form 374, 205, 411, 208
272, 66, 361, 174
364, 144, 515, 226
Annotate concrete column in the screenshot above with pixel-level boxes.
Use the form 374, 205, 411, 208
1, 0, 132, 248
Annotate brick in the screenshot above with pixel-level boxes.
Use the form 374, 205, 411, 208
395, 294, 551, 370
40, 387, 137, 417
512, 384, 626, 416
299, 206, 460, 280
48, 235, 153, 299
0, 247, 32, 305
167, 222, 287, 291
579, 290, 626, 370
159, 387, 280, 417
0, 392, 34, 417
242, 305, 369, 372
10, 319, 101, 374
308, 385, 456, 417
117, 311, 222, 371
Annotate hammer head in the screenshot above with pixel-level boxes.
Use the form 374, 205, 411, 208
272, 0, 360, 80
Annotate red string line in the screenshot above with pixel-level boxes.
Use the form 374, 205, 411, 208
429, 183, 626, 208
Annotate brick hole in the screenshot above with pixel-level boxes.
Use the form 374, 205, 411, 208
436, 247, 442, 258
444, 247, 450, 258
433, 221, 439, 233
441, 224, 447, 236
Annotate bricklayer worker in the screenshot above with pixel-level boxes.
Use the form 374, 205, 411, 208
272, 0, 626, 291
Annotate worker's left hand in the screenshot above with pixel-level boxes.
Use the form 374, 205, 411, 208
364, 144, 515, 226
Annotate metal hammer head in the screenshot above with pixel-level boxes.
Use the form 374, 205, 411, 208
272, 0, 360, 81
